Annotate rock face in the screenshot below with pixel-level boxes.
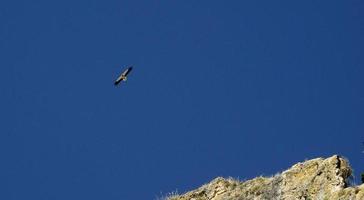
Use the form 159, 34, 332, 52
167, 155, 364, 200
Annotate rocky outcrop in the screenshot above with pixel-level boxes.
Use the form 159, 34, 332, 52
167, 155, 364, 200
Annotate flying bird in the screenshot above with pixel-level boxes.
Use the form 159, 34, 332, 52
114, 66, 133, 86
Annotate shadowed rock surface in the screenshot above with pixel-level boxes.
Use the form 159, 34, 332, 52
167, 155, 364, 200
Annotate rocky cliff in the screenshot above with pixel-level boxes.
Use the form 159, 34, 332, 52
166, 155, 364, 200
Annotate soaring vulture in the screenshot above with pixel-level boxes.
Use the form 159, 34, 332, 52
114, 66, 133, 86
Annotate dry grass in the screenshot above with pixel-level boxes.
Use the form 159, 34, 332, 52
156, 190, 180, 200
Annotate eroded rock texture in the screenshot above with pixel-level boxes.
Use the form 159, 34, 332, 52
168, 155, 364, 200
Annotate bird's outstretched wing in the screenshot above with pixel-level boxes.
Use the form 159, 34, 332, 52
114, 76, 123, 85
122, 67, 133, 76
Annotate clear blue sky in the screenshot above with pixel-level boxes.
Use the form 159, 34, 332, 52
1, 0, 364, 199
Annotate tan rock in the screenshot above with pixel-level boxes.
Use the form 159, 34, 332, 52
166, 155, 363, 200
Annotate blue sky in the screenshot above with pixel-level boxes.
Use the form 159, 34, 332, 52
1, 0, 364, 199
